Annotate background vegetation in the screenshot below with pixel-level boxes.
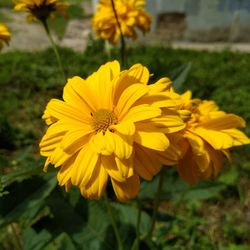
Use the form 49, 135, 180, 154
0, 42, 250, 250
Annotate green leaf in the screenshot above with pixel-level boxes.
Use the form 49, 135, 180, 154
0, 175, 57, 228
113, 202, 151, 235
224, 244, 250, 250
218, 168, 239, 186
0, 160, 42, 188
45, 188, 86, 234
180, 182, 226, 201
141, 169, 226, 202
172, 62, 192, 90
139, 175, 159, 200
22, 228, 52, 250
73, 200, 113, 250
44, 233, 76, 250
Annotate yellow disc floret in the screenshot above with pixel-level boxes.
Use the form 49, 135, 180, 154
92, 109, 118, 133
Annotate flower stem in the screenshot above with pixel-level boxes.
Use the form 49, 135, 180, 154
10, 223, 23, 250
110, 0, 126, 67
104, 193, 124, 250
41, 19, 66, 81
142, 170, 165, 240
131, 199, 142, 250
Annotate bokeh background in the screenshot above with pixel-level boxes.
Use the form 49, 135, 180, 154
1, 0, 250, 249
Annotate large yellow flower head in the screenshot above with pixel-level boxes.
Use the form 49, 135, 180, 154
0, 24, 11, 50
40, 61, 184, 201
92, 0, 152, 44
174, 91, 250, 184
13, 0, 69, 22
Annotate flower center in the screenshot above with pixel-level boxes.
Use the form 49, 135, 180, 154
92, 109, 118, 133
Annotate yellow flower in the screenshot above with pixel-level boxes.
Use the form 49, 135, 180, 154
13, 0, 69, 22
174, 91, 250, 184
40, 61, 184, 201
0, 24, 11, 50
92, 0, 152, 44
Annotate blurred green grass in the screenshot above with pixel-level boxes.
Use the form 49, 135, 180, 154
0, 44, 250, 250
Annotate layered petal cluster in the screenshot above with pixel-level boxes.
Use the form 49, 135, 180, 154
0, 24, 11, 50
13, 0, 69, 22
40, 61, 184, 201
92, 0, 152, 44
173, 91, 250, 184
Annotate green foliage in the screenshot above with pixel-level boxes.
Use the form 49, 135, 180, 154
0, 46, 250, 250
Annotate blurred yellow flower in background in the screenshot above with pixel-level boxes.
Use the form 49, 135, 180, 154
13, 0, 69, 22
173, 91, 250, 184
39, 61, 184, 201
0, 24, 11, 50
92, 0, 152, 44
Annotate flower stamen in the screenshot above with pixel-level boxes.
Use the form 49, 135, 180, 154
92, 109, 118, 133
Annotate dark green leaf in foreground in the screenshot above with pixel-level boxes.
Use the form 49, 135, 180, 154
22, 228, 52, 250
72, 200, 113, 250
0, 174, 57, 228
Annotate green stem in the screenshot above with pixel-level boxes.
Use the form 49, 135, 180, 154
10, 223, 23, 250
110, 0, 126, 67
131, 199, 142, 250
41, 19, 66, 81
104, 193, 124, 250
143, 170, 165, 240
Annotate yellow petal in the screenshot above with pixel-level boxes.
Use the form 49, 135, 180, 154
150, 113, 185, 133
71, 146, 99, 186
200, 114, 246, 129
101, 155, 126, 182
97, 60, 120, 85
81, 161, 108, 199
193, 150, 210, 172
94, 62, 119, 109
61, 129, 93, 154
111, 174, 140, 201
134, 131, 169, 151
57, 156, 76, 186
112, 132, 133, 159
113, 64, 149, 104
122, 104, 161, 123
177, 148, 199, 184
205, 145, 224, 177
110, 121, 135, 135
115, 156, 133, 179
148, 77, 172, 93
184, 131, 205, 155
128, 64, 149, 84
116, 83, 148, 119
198, 100, 219, 114
63, 76, 96, 113
44, 99, 90, 124
50, 147, 71, 168
221, 128, 250, 146
40, 132, 64, 156
159, 138, 186, 165
134, 144, 162, 180
90, 131, 115, 156
194, 127, 234, 149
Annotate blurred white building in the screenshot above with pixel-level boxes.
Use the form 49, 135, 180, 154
92, 0, 250, 42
